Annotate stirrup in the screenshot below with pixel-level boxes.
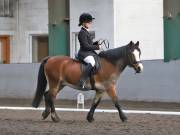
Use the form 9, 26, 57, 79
78, 80, 85, 88
78, 79, 89, 89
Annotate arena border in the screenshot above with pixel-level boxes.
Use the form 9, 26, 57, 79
0, 106, 180, 116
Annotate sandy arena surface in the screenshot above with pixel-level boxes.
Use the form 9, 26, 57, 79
0, 99, 180, 135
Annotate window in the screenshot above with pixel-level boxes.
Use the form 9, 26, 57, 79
32, 36, 48, 63
0, 0, 14, 17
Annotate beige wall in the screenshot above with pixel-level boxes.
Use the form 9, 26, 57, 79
114, 0, 164, 60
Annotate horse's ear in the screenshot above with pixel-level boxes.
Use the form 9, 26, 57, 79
135, 41, 139, 47
129, 41, 134, 48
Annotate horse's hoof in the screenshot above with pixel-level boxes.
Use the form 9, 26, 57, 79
42, 110, 50, 120
120, 115, 128, 122
51, 113, 60, 122
87, 116, 94, 123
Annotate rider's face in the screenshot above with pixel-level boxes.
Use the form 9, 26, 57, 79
83, 22, 92, 29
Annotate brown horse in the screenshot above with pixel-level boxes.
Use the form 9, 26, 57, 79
32, 41, 143, 122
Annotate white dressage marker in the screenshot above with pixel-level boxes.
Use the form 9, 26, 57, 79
77, 93, 84, 109
0, 106, 180, 116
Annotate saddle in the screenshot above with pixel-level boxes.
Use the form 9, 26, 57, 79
74, 53, 101, 75
74, 54, 101, 89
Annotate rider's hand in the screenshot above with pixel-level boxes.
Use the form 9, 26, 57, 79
93, 41, 99, 45
98, 44, 102, 50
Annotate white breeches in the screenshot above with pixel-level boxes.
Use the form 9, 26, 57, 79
84, 56, 96, 67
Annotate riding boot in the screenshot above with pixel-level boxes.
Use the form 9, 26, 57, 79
78, 63, 93, 88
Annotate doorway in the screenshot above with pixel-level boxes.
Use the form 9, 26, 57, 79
0, 36, 10, 64
48, 0, 69, 56
164, 0, 180, 61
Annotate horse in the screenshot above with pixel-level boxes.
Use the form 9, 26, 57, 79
32, 41, 143, 122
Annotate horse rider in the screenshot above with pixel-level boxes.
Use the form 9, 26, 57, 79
77, 13, 101, 88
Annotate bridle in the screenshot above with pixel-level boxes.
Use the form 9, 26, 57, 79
127, 50, 142, 69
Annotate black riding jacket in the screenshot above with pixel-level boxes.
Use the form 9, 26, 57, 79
78, 27, 99, 60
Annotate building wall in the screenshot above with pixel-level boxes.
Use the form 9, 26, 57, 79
114, 0, 164, 60
16, 0, 48, 63
0, 0, 48, 63
0, 17, 15, 31
0, 2, 17, 63
69, 0, 114, 57
0, 0, 164, 62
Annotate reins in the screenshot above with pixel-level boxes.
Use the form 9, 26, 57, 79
99, 39, 110, 51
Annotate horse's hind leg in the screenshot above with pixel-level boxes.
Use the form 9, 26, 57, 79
50, 84, 64, 122
106, 84, 127, 122
87, 91, 104, 122
42, 80, 63, 122
41, 91, 51, 120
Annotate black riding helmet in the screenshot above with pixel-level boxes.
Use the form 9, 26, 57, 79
78, 13, 95, 26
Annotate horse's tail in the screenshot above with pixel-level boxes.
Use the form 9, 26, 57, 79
32, 57, 50, 108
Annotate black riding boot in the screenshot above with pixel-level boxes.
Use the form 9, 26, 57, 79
79, 63, 93, 88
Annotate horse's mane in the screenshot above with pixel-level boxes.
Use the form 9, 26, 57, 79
98, 45, 128, 65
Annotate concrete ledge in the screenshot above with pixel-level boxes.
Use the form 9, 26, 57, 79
0, 60, 179, 102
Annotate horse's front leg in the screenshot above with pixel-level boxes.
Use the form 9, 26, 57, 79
106, 84, 127, 122
87, 91, 104, 122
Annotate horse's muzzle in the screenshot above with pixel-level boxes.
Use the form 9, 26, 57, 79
134, 62, 143, 73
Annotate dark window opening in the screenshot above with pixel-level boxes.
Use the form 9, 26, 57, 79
32, 36, 48, 63
0, 0, 14, 17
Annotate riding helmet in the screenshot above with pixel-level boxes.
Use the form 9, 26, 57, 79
78, 13, 95, 26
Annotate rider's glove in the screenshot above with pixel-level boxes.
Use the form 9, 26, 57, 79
93, 41, 99, 45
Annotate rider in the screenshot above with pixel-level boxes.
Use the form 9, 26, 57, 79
77, 13, 101, 88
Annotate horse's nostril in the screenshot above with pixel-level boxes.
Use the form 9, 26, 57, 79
136, 66, 141, 73
137, 63, 143, 73
138, 66, 141, 71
